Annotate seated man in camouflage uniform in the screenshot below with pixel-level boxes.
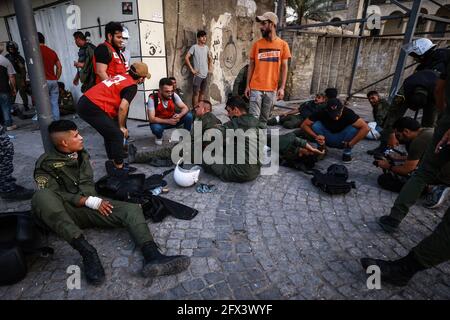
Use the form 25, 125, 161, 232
128, 99, 221, 165
267, 93, 327, 129
0, 124, 34, 201
366, 90, 390, 140
202, 96, 263, 183
32, 120, 190, 285
58, 82, 75, 116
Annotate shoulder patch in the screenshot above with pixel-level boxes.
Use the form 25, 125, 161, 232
35, 176, 49, 189
53, 162, 65, 169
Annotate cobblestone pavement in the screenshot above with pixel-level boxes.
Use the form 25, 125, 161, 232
1, 101, 450, 300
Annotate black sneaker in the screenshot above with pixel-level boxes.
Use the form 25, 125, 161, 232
342, 153, 352, 163
123, 163, 137, 173
423, 185, 450, 209
105, 160, 129, 178
377, 215, 400, 233
0, 185, 35, 201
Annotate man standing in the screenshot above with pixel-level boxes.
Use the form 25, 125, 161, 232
73, 31, 96, 93
38, 32, 62, 121
185, 30, 212, 108
93, 22, 126, 84
77, 62, 151, 177
0, 49, 17, 131
301, 98, 369, 163
5, 41, 28, 111
0, 124, 34, 201
147, 78, 193, 145
245, 12, 291, 127
32, 120, 190, 285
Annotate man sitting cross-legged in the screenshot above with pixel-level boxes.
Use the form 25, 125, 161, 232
301, 98, 369, 163
32, 120, 190, 285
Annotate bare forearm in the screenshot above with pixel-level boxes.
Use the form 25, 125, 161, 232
9, 76, 16, 92
246, 62, 255, 87
302, 124, 317, 139
390, 165, 413, 176
349, 128, 369, 147
279, 63, 288, 90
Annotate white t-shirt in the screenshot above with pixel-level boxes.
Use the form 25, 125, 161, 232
146, 92, 182, 112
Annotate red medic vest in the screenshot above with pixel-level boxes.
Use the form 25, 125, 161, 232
151, 92, 176, 119
84, 74, 136, 118
93, 41, 127, 84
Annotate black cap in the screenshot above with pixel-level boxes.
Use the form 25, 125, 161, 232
326, 98, 344, 118
226, 95, 248, 112
325, 88, 338, 99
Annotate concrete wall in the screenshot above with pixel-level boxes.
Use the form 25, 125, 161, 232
284, 30, 450, 99
163, 0, 274, 105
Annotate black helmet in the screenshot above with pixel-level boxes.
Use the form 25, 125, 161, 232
327, 164, 348, 181
6, 41, 18, 52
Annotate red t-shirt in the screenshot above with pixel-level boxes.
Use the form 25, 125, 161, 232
40, 44, 59, 81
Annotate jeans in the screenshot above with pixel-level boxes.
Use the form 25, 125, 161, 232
249, 90, 276, 126
312, 121, 358, 155
150, 112, 194, 139
0, 93, 13, 127
48, 80, 60, 121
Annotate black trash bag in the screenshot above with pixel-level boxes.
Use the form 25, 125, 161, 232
95, 174, 147, 201
0, 211, 54, 286
311, 164, 356, 195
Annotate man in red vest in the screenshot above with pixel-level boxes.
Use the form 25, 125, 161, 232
147, 77, 193, 145
77, 62, 151, 176
93, 22, 127, 84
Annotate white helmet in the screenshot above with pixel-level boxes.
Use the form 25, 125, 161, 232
402, 38, 436, 56
121, 27, 130, 48
173, 159, 201, 187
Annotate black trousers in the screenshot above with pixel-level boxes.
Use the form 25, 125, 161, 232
377, 172, 409, 193
77, 96, 124, 164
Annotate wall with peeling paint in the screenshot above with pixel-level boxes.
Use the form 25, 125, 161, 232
163, 0, 274, 105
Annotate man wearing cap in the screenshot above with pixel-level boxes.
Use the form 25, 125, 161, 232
245, 12, 291, 127
301, 98, 369, 163
203, 96, 264, 182
77, 62, 151, 177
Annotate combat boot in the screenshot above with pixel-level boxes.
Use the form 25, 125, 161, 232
367, 142, 387, 156
141, 241, 190, 278
70, 235, 105, 285
361, 252, 427, 287
0, 185, 34, 201
377, 215, 400, 233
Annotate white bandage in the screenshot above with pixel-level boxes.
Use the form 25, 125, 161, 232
85, 196, 103, 210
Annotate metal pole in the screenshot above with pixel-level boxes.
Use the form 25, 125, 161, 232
277, 0, 286, 31
347, 0, 370, 97
388, 0, 423, 103
13, 0, 53, 152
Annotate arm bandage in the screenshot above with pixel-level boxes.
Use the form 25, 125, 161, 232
85, 196, 103, 210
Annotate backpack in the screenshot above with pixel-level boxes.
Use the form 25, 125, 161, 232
311, 164, 356, 195
79, 43, 97, 92
0, 211, 53, 286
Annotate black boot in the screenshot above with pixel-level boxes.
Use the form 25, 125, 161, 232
70, 235, 105, 285
141, 241, 190, 278
367, 142, 387, 156
377, 215, 400, 233
0, 185, 35, 201
361, 252, 427, 287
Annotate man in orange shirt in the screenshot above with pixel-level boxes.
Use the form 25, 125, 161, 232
245, 12, 291, 127
38, 32, 62, 121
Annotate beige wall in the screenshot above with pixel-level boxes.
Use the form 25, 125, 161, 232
163, 0, 274, 105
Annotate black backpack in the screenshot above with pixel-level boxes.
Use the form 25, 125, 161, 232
0, 211, 53, 286
311, 164, 356, 195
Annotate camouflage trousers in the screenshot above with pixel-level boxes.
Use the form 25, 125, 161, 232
0, 127, 16, 192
